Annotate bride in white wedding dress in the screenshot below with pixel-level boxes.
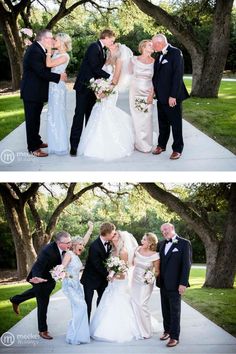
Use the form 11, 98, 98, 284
78, 43, 134, 160
90, 231, 141, 342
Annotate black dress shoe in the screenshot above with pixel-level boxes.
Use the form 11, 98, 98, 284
70, 148, 77, 156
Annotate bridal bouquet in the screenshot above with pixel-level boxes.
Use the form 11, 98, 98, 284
50, 265, 69, 281
134, 96, 149, 113
89, 78, 114, 101
143, 269, 155, 284
105, 256, 128, 278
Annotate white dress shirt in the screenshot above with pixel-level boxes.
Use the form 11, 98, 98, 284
164, 234, 177, 255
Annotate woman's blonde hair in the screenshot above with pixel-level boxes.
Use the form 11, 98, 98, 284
56, 32, 72, 51
138, 39, 151, 54
112, 230, 124, 256
71, 236, 84, 252
145, 232, 158, 251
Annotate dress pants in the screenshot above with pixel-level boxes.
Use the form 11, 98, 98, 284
160, 287, 181, 340
157, 101, 184, 153
11, 281, 55, 332
70, 89, 96, 151
83, 282, 107, 321
23, 100, 44, 152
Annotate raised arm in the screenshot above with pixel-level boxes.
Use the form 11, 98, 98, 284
83, 221, 94, 246
111, 58, 122, 85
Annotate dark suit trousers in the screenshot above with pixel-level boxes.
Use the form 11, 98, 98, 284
23, 100, 44, 152
157, 102, 184, 153
11, 281, 55, 332
160, 287, 181, 340
83, 282, 107, 321
70, 89, 96, 150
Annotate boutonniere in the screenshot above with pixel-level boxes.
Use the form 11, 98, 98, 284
163, 49, 168, 56
172, 239, 178, 244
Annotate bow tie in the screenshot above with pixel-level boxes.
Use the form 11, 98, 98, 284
165, 239, 172, 244
104, 241, 110, 246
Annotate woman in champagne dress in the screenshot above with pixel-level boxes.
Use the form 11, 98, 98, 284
46, 33, 71, 155
129, 40, 155, 153
131, 232, 160, 339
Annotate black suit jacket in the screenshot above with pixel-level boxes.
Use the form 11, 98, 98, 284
152, 45, 189, 104
80, 236, 110, 289
20, 41, 60, 102
26, 242, 62, 282
74, 41, 110, 92
157, 235, 192, 291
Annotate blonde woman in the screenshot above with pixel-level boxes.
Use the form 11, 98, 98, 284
129, 40, 155, 153
90, 230, 140, 342
61, 221, 93, 345
131, 232, 160, 339
45, 33, 71, 155
78, 43, 134, 160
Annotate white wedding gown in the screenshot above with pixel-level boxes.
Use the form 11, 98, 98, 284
78, 65, 134, 160
90, 278, 141, 342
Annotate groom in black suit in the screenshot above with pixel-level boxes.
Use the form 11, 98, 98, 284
157, 223, 191, 347
21, 29, 67, 157
81, 222, 116, 319
70, 29, 116, 156
10, 231, 71, 339
152, 34, 189, 160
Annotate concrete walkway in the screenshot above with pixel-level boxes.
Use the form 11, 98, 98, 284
0, 91, 235, 172
1, 287, 236, 354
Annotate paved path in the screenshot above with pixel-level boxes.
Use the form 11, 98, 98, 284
0, 91, 235, 172
1, 287, 236, 354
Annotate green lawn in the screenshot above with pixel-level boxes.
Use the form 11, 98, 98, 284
183, 268, 236, 337
0, 95, 24, 141
0, 282, 61, 336
183, 79, 236, 154
0, 80, 235, 154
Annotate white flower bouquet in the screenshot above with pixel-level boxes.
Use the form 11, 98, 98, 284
19, 28, 34, 46
134, 96, 149, 113
89, 78, 114, 101
50, 264, 69, 281
105, 256, 128, 278
143, 268, 155, 285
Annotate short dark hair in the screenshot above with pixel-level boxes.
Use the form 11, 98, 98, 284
100, 29, 116, 39
35, 29, 52, 41
100, 222, 115, 236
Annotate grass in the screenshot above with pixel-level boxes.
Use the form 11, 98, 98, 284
0, 95, 24, 141
0, 80, 235, 154
0, 282, 61, 336
183, 79, 236, 154
183, 268, 236, 337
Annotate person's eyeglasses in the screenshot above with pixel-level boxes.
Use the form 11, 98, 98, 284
60, 241, 72, 244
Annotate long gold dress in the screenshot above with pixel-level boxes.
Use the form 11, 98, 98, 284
129, 57, 154, 152
131, 247, 160, 338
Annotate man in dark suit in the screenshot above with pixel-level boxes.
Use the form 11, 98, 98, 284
81, 222, 116, 319
10, 231, 71, 339
21, 29, 67, 157
157, 223, 191, 347
70, 29, 116, 156
152, 34, 189, 160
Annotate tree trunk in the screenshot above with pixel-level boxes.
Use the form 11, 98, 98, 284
140, 183, 236, 288
132, 0, 234, 98
204, 184, 236, 288
0, 12, 23, 90
191, 0, 234, 97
